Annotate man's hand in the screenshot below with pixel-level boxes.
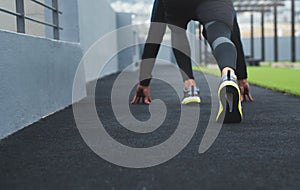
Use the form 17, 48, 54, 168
238, 79, 254, 102
130, 85, 151, 105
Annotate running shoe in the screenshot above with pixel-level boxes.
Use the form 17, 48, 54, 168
216, 70, 243, 123
181, 85, 201, 104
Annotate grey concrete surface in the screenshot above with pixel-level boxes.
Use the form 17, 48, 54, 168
0, 30, 85, 139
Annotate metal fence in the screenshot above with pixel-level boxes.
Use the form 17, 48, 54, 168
233, 0, 297, 62
0, 0, 62, 40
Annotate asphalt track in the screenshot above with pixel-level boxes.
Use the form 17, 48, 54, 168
1, 65, 300, 190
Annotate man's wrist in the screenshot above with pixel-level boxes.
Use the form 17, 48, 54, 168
139, 78, 151, 86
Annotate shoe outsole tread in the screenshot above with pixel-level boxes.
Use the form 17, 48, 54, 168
181, 96, 201, 104
216, 81, 243, 123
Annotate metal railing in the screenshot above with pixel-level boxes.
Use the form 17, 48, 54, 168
0, 0, 62, 40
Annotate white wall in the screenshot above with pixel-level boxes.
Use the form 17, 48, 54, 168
0, 0, 134, 139
0, 30, 86, 139
77, 0, 119, 82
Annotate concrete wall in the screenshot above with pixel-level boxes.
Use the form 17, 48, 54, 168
46, 0, 120, 81
0, 0, 134, 139
0, 30, 86, 139
116, 12, 141, 71
242, 36, 300, 61
57, 0, 80, 43
77, 0, 119, 82
116, 12, 133, 70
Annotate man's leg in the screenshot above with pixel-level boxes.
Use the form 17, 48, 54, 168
204, 21, 237, 76
204, 21, 242, 123
161, 0, 201, 104
168, 23, 201, 104
169, 25, 195, 88
202, 15, 253, 102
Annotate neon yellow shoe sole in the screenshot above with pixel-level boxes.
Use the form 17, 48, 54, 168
216, 81, 243, 123
181, 96, 201, 105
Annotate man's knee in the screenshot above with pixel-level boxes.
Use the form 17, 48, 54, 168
168, 24, 186, 34
204, 21, 232, 45
204, 21, 236, 53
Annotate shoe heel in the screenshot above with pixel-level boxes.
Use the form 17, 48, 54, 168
224, 86, 242, 123
217, 84, 243, 123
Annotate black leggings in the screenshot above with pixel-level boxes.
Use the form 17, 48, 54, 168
204, 21, 237, 71
202, 15, 247, 79
140, 0, 246, 86
169, 25, 194, 81
170, 21, 237, 75
140, 25, 194, 85
140, 0, 194, 86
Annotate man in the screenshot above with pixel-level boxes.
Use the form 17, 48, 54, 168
131, 0, 253, 123
131, 0, 252, 105
132, 0, 200, 105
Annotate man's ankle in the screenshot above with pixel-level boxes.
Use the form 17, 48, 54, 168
184, 79, 196, 89
221, 67, 236, 80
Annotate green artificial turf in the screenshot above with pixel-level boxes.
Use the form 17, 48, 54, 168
193, 65, 300, 96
